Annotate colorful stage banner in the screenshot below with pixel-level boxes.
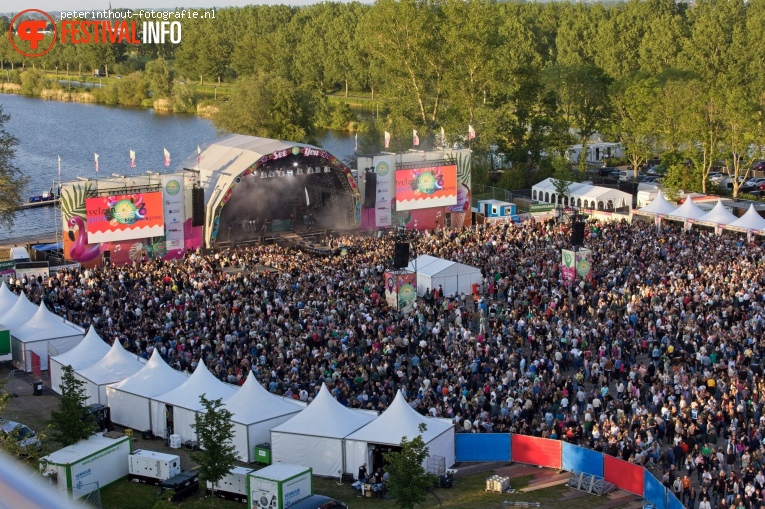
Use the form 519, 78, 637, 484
395, 165, 457, 211
511, 435, 562, 469
162, 175, 185, 256
375, 155, 394, 228
561, 442, 603, 477
604, 455, 644, 496
575, 248, 593, 281
384, 271, 417, 313
85, 192, 164, 243
561, 249, 576, 283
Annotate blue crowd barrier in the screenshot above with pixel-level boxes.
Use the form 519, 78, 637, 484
455, 433, 511, 462
562, 442, 604, 478
644, 470, 668, 509
667, 491, 684, 509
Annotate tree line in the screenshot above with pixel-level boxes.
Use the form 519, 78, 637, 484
3, 0, 765, 196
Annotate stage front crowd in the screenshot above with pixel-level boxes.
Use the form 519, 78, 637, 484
8, 218, 765, 509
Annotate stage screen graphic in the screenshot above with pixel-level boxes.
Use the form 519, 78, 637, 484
85, 192, 165, 243
395, 165, 458, 211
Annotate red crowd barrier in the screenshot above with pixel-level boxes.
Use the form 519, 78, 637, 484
511, 435, 562, 469
604, 455, 645, 496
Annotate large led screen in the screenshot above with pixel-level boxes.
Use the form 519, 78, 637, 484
395, 165, 457, 211
85, 192, 165, 243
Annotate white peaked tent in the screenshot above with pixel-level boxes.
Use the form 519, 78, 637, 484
405, 255, 483, 298
106, 350, 189, 433
0, 292, 38, 330
11, 303, 84, 372
667, 198, 706, 225
223, 372, 303, 462
697, 200, 738, 229
0, 282, 18, 311
149, 362, 238, 442
344, 391, 455, 477
728, 204, 765, 233
50, 326, 110, 394
74, 339, 145, 406
637, 191, 677, 216
270, 384, 375, 476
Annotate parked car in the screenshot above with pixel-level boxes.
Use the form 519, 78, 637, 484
745, 178, 765, 187
708, 172, 724, 182
0, 418, 39, 448
752, 161, 765, 172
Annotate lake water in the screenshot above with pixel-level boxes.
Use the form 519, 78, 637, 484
0, 94, 356, 240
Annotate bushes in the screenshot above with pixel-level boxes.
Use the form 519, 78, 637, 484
171, 82, 197, 113
20, 69, 50, 96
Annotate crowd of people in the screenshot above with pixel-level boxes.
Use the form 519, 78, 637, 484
7, 216, 765, 509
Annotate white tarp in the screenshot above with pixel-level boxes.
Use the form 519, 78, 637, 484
10, 303, 84, 372
75, 340, 145, 406
405, 255, 482, 298
149, 362, 237, 442
0, 282, 18, 312
0, 292, 38, 330
270, 384, 375, 476
344, 391, 454, 477
223, 372, 303, 462
636, 191, 677, 216
697, 200, 738, 227
667, 198, 706, 222
50, 326, 110, 394
727, 204, 765, 232
106, 350, 189, 433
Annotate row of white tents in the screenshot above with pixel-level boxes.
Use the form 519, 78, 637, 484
635, 192, 765, 238
49, 330, 455, 474
0, 284, 84, 372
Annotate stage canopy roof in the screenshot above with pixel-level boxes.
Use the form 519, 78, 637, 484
532, 178, 632, 211
180, 134, 358, 247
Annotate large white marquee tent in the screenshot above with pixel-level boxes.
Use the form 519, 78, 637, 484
106, 349, 189, 433
0, 292, 38, 330
270, 384, 375, 476
11, 304, 84, 372
344, 391, 455, 477
532, 178, 632, 211
149, 362, 237, 442
49, 326, 110, 394
405, 255, 482, 298
75, 339, 145, 406
223, 372, 303, 462
697, 200, 738, 228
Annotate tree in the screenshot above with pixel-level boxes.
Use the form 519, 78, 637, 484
48, 366, 96, 446
607, 74, 658, 178
213, 73, 321, 142
549, 155, 574, 210
718, 86, 764, 198
384, 423, 437, 509
144, 58, 173, 99
0, 106, 28, 228
191, 394, 237, 506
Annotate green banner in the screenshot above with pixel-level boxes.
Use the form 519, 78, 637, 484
529, 203, 556, 213
0, 329, 9, 355
0, 261, 14, 271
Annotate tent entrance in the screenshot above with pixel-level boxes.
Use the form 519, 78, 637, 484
369, 443, 401, 475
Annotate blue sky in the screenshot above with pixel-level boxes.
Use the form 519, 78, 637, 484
7, 0, 361, 12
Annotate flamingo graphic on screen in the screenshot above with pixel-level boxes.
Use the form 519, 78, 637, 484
67, 216, 103, 262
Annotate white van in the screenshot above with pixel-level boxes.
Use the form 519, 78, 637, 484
9, 247, 30, 263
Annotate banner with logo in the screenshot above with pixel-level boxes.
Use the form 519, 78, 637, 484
375, 155, 395, 228
385, 272, 398, 308
561, 249, 576, 283
575, 248, 592, 281
162, 175, 185, 255
85, 192, 164, 243
384, 271, 417, 312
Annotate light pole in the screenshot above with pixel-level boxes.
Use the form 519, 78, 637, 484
214, 86, 217, 100
5, 70, 9, 83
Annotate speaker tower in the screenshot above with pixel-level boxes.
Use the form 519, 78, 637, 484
192, 187, 205, 227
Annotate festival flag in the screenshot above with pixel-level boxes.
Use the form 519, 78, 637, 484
129, 150, 136, 168
163, 148, 171, 167
197, 145, 202, 164
305, 187, 310, 206
440, 126, 445, 140
413, 129, 419, 146
57, 155, 61, 178
384, 131, 390, 149
468, 124, 476, 141
354, 133, 358, 152
94, 152, 99, 174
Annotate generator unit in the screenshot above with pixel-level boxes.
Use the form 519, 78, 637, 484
161, 471, 199, 503
128, 449, 181, 486
206, 466, 255, 503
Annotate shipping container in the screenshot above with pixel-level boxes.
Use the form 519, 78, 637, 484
128, 449, 181, 485
207, 466, 255, 503
248, 463, 312, 509
40, 433, 131, 500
